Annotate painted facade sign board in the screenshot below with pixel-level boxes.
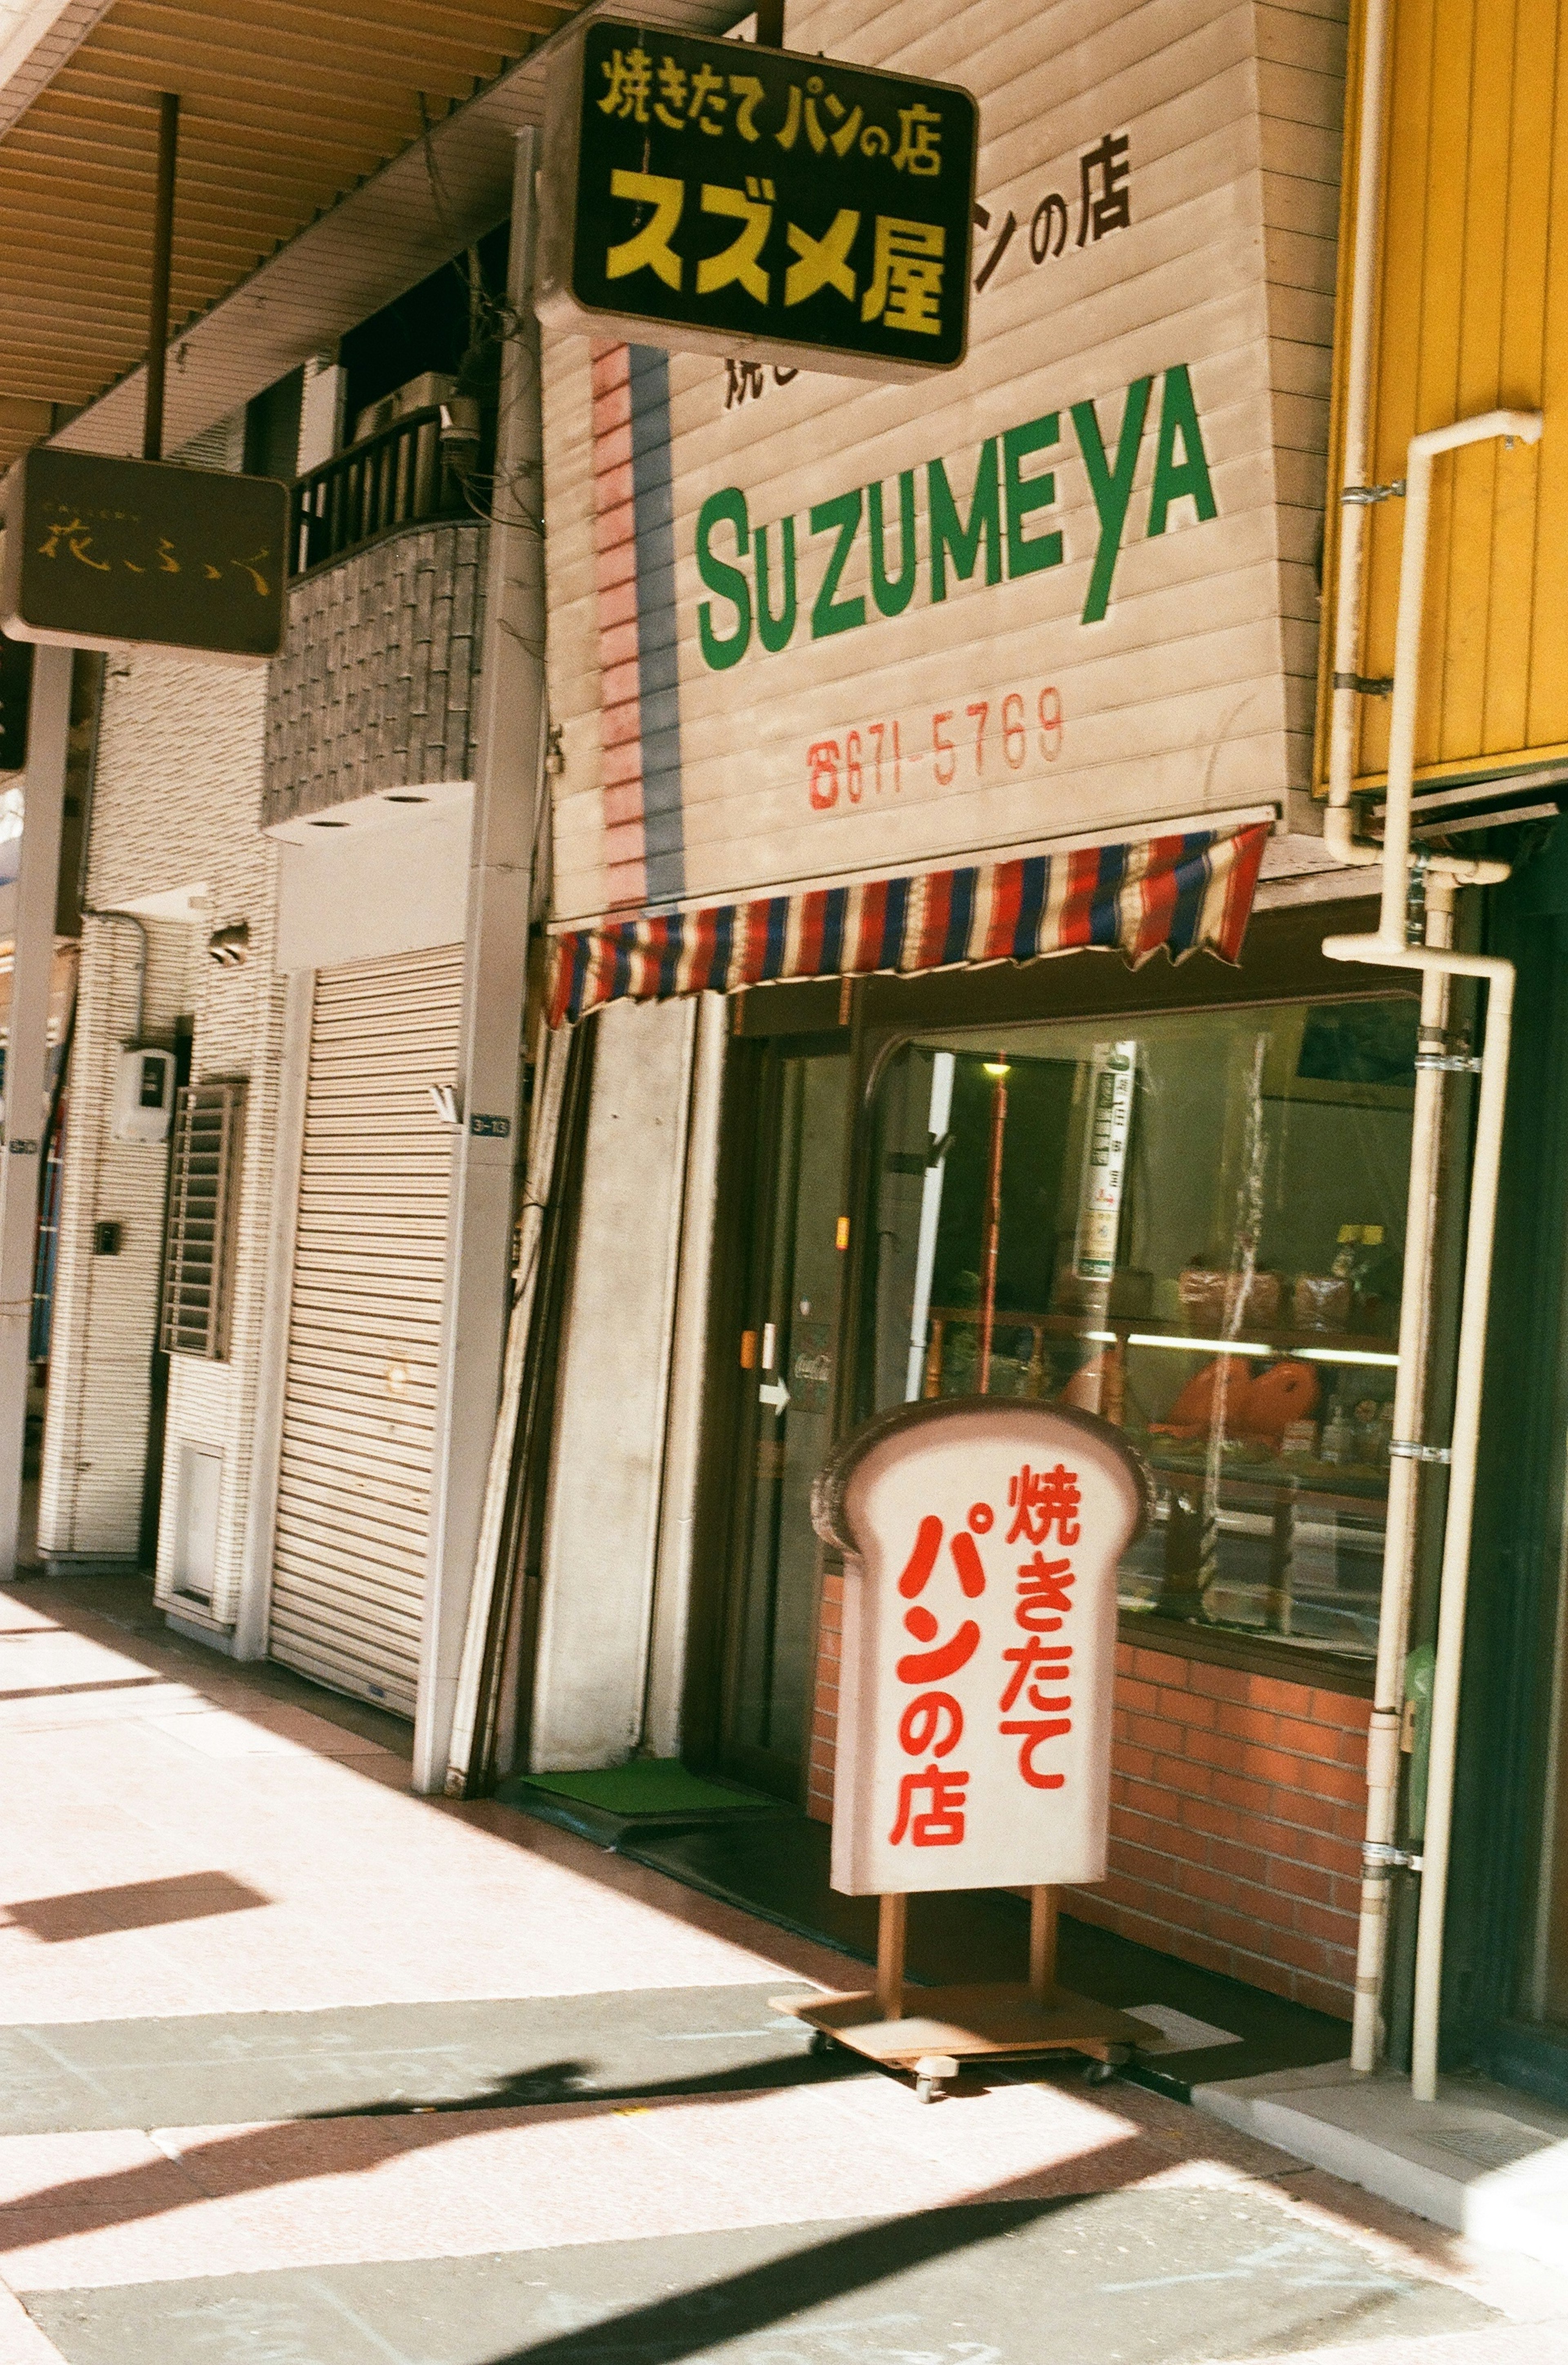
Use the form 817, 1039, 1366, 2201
813, 1398, 1149, 1896
539, 17, 977, 380
542, 0, 1342, 927
1, 449, 288, 665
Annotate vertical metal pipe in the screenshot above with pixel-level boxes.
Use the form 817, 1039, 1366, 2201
1325, 407, 1538, 2096
976, 1069, 1007, 1393
143, 91, 180, 464
1350, 880, 1450, 2073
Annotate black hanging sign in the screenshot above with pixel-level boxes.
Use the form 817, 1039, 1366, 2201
539, 16, 977, 380
1, 448, 289, 665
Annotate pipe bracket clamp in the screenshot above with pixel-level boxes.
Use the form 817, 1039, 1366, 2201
1332, 670, 1395, 697
1342, 480, 1407, 504
1414, 1050, 1483, 1074
1363, 1840, 1423, 1875
1390, 1439, 1451, 1465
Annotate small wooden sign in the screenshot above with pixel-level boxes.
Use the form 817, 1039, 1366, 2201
812, 1396, 1150, 1897
1, 448, 289, 666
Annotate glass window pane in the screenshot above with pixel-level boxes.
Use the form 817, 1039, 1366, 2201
862, 998, 1419, 1666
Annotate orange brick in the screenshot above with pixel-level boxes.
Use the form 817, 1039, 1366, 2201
1211, 1768, 1277, 1820
1179, 1726, 1243, 1773
1121, 1776, 1172, 1821
1248, 1671, 1306, 1712
1107, 1838, 1175, 1890
1180, 1795, 1245, 1841
1126, 1713, 1172, 1755
1216, 1704, 1280, 1748
1267, 1856, 1334, 1906
1258, 1927, 1336, 1978
1156, 1817, 1211, 1867
1335, 1726, 1370, 1767
1311, 1759, 1368, 1808
1312, 1686, 1372, 1733
1153, 1751, 1213, 1798
1276, 1716, 1341, 1762
1101, 1873, 1176, 1923
1290, 1825, 1357, 1874
1129, 1646, 1183, 1685
1248, 1743, 1318, 1791
1181, 1864, 1241, 1910
1116, 1677, 1161, 1717
1294, 1970, 1354, 2019
1117, 1743, 1156, 1783
1189, 1660, 1252, 1704
1210, 1836, 1271, 1886
1247, 1882, 1300, 1933
1296, 1898, 1358, 1948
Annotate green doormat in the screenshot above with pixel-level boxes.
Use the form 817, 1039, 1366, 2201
496, 1760, 786, 1848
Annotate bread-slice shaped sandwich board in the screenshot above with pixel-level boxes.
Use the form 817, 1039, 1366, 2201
773, 1397, 1153, 2096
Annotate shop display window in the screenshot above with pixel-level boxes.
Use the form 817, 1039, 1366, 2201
862, 997, 1419, 1667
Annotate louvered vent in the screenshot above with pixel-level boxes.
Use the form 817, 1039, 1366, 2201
160, 1080, 246, 1359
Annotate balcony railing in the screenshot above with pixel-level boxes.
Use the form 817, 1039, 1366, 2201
289, 403, 484, 580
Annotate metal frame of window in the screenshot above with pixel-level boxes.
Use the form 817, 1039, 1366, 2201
708, 892, 1433, 1703
159, 1079, 246, 1361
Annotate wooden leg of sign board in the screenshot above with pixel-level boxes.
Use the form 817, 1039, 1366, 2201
1029, 1886, 1058, 2004
875, 1893, 906, 2020
771, 1884, 1146, 2097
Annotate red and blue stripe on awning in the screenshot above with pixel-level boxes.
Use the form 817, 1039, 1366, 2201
545, 822, 1270, 1027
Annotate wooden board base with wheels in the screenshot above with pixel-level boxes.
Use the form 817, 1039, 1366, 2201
772, 1889, 1147, 2100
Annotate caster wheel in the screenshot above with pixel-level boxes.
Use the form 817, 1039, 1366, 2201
915, 2074, 941, 2104
807, 2029, 836, 2057
1085, 2057, 1117, 2086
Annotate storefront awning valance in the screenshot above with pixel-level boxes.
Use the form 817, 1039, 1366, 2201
545, 822, 1270, 1028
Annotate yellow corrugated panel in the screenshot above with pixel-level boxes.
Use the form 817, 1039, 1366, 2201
1316, 0, 1568, 791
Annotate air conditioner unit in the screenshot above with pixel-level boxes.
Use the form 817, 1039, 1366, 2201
111, 1046, 175, 1144
351, 371, 458, 448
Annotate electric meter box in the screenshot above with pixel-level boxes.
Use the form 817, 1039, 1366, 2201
111, 1046, 175, 1144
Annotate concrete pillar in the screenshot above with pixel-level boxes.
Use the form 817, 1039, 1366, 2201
0, 643, 71, 1575
413, 129, 545, 1792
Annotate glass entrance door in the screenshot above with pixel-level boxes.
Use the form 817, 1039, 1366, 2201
720, 1041, 847, 1797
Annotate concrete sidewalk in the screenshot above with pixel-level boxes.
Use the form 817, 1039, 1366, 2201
3, 1576, 1568, 2365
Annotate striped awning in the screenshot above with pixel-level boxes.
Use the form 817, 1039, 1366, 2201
546, 822, 1270, 1027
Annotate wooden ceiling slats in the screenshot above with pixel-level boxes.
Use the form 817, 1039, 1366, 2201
0, 0, 576, 451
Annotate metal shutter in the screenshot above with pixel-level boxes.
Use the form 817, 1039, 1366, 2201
269, 946, 463, 1715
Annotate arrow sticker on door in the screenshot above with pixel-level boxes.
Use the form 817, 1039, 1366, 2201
759, 1378, 791, 1413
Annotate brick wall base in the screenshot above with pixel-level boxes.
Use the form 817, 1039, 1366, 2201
807, 1601, 1368, 2019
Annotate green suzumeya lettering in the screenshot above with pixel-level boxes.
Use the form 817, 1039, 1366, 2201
694, 362, 1217, 670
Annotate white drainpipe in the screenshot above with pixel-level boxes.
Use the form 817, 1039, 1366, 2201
1323, 408, 1541, 2101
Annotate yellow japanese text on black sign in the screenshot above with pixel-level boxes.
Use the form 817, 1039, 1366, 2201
540, 18, 977, 380
1, 448, 288, 665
